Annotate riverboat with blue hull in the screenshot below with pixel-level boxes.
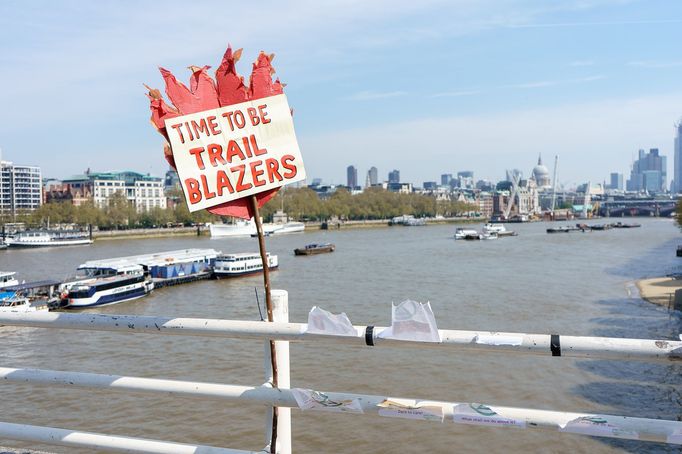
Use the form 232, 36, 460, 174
64, 264, 154, 308
213, 253, 278, 278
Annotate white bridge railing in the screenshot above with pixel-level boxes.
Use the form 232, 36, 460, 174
0, 290, 680, 452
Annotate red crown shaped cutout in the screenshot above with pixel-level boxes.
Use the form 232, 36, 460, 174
146, 46, 286, 219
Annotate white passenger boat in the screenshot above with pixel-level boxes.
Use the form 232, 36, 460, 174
271, 222, 305, 235
0, 292, 48, 313
0, 271, 19, 289
64, 263, 153, 308
454, 228, 478, 240
209, 219, 280, 238
482, 223, 517, 237
213, 253, 278, 278
5, 230, 92, 248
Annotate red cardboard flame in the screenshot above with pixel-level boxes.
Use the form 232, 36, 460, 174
146, 46, 284, 219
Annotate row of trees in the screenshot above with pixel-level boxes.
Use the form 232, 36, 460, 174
8, 188, 478, 229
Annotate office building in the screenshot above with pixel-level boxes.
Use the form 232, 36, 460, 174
609, 173, 623, 191
441, 174, 452, 186
388, 169, 400, 184
674, 120, 682, 193
367, 166, 378, 187
346, 165, 358, 189
626, 148, 667, 193
63, 170, 166, 212
0, 153, 42, 218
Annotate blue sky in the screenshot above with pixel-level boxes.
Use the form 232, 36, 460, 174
1, 0, 681, 189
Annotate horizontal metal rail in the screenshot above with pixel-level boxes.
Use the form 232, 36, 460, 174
0, 421, 256, 453
0, 312, 680, 362
0, 366, 679, 445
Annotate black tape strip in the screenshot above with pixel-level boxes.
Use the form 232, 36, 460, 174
550, 334, 561, 356
365, 326, 375, 346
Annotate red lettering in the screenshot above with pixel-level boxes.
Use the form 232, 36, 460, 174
250, 135, 267, 156
207, 116, 221, 135
265, 158, 282, 183
281, 155, 297, 179
221, 111, 235, 131
231, 164, 252, 192
258, 104, 270, 124
184, 122, 195, 141
184, 178, 202, 204
191, 119, 210, 138
200, 174, 216, 200
241, 136, 253, 158
250, 160, 266, 187
207, 143, 225, 167
247, 107, 260, 126
215, 170, 234, 196
170, 123, 185, 144
233, 110, 246, 129
225, 140, 246, 163
189, 147, 206, 170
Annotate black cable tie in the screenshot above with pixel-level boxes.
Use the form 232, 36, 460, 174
550, 334, 561, 357
365, 326, 375, 346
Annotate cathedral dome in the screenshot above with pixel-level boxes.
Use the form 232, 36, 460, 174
532, 154, 551, 188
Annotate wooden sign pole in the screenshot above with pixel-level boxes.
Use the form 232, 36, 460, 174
249, 195, 278, 453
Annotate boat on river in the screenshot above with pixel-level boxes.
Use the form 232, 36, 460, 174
0, 271, 19, 289
454, 228, 479, 240
294, 243, 335, 256
0, 292, 48, 313
213, 253, 278, 278
63, 262, 154, 308
612, 222, 641, 228
5, 230, 92, 248
4, 280, 62, 309
209, 219, 288, 238
547, 226, 582, 234
482, 223, 517, 237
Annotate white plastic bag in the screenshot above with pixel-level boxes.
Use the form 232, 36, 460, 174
304, 306, 358, 336
377, 300, 441, 343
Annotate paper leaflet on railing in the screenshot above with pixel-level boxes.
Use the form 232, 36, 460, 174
377, 398, 445, 422
474, 333, 523, 346
558, 415, 639, 440
303, 306, 359, 336
376, 300, 441, 343
668, 429, 682, 444
291, 388, 364, 413
452, 403, 525, 428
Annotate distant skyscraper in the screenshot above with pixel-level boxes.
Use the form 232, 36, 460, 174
441, 174, 452, 186
609, 172, 623, 191
457, 171, 474, 179
368, 166, 378, 186
388, 169, 400, 184
626, 148, 667, 193
346, 165, 358, 188
674, 120, 682, 193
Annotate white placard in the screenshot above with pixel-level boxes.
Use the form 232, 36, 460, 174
453, 403, 525, 428
165, 94, 306, 212
377, 399, 444, 422
291, 388, 364, 414
559, 416, 638, 439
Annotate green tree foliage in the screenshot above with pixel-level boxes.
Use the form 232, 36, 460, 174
676, 198, 682, 230
10, 187, 477, 230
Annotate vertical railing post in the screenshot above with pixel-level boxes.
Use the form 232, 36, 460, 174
264, 290, 291, 454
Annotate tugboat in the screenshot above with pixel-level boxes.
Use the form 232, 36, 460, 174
294, 243, 335, 256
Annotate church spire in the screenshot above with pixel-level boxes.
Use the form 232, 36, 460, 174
537, 153, 543, 166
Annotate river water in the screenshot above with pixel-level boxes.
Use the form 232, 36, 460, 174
0, 218, 680, 453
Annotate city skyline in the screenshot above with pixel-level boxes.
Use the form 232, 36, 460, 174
1, 1, 681, 187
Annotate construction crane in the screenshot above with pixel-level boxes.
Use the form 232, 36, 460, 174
550, 155, 558, 213
581, 181, 591, 219
503, 173, 521, 220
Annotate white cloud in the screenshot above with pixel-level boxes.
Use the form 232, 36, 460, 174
430, 90, 480, 98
